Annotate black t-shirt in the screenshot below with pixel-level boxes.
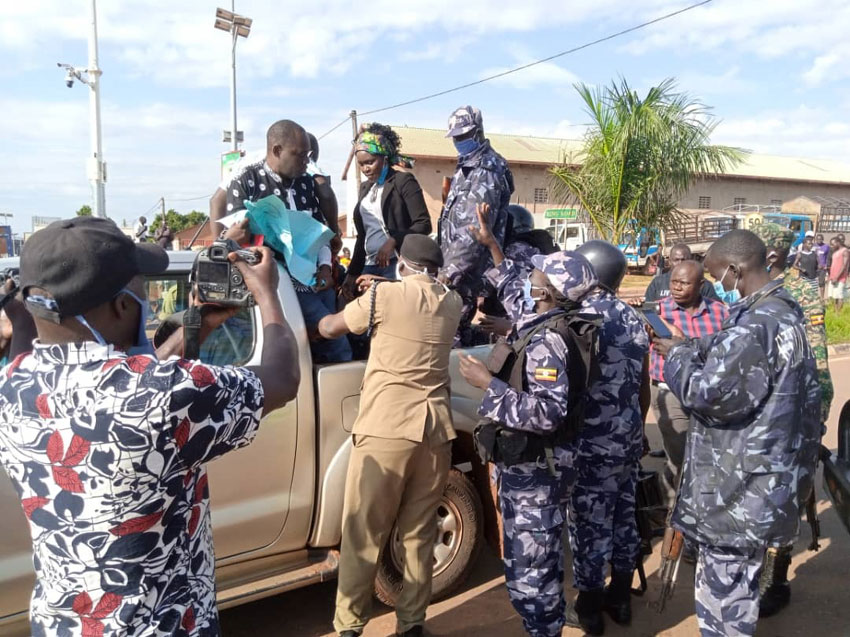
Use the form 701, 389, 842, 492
644, 270, 720, 302
796, 250, 818, 280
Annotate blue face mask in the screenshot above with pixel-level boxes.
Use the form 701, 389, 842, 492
453, 137, 480, 157
376, 161, 390, 185
714, 265, 741, 304
76, 288, 155, 356
520, 278, 547, 313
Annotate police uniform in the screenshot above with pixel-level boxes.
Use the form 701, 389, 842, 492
752, 223, 834, 616
664, 279, 821, 637
566, 290, 649, 602
439, 106, 515, 346
477, 252, 598, 637
333, 242, 462, 636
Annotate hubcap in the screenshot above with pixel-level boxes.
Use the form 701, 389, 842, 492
389, 495, 463, 577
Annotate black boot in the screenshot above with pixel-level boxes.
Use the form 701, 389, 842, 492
574, 588, 605, 636
604, 570, 633, 625
759, 547, 792, 618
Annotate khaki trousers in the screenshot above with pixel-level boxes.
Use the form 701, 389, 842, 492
651, 383, 690, 508
333, 434, 451, 634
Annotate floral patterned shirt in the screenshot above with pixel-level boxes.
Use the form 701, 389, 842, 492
0, 342, 265, 636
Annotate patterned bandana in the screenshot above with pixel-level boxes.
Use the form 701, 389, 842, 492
354, 131, 414, 169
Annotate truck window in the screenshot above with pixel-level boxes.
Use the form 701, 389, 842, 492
565, 227, 579, 239
143, 276, 256, 366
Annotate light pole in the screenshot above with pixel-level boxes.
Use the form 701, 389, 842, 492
57, 0, 106, 218
214, 5, 252, 152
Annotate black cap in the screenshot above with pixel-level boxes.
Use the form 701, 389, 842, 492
400, 234, 443, 269
20, 216, 169, 321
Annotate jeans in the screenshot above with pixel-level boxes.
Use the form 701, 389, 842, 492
362, 258, 398, 280
297, 288, 352, 364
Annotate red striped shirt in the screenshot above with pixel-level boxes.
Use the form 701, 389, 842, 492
649, 295, 728, 382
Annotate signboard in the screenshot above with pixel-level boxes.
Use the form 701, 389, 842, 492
544, 208, 578, 220
221, 150, 244, 181
0, 225, 11, 257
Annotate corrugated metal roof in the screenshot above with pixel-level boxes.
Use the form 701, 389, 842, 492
391, 126, 850, 185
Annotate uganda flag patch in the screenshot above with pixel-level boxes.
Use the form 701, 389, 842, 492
534, 367, 558, 382
811, 313, 825, 326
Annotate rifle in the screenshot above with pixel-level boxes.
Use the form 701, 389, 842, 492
653, 526, 685, 613
805, 479, 821, 551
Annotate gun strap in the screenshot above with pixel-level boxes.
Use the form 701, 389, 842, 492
183, 306, 203, 360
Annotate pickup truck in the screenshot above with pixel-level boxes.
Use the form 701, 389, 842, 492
0, 251, 496, 634
823, 401, 850, 536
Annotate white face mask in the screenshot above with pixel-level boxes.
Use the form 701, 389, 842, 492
399, 258, 449, 291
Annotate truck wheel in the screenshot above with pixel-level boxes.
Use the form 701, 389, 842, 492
374, 468, 484, 606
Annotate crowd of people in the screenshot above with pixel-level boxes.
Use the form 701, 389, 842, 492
0, 102, 836, 637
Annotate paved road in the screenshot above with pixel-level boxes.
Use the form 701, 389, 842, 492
220, 357, 850, 637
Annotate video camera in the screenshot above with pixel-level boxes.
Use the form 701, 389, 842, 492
0, 267, 20, 290
191, 239, 258, 307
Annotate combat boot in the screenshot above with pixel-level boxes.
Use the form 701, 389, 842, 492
603, 570, 633, 625
573, 588, 605, 635
759, 547, 792, 618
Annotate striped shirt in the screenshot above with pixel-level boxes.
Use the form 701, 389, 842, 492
649, 295, 728, 382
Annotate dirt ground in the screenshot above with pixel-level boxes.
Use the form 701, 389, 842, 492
220, 355, 850, 637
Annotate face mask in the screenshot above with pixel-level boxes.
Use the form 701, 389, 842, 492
376, 161, 390, 185
453, 138, 480, 156
714, 265, 742, 304
521, 278, 547, 313
77, 288, 154, 356
399, 259, 449, 292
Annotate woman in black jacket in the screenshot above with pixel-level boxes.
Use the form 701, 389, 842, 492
342, 124, 431, 299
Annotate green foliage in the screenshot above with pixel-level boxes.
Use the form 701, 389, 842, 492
826, 304, 850, 345
150, 209, 207, 234
550, 77, 747, 243
76, 205, 92, 217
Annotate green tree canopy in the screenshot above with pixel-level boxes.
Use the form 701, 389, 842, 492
550, 77, 747, 243
76, 205, 92, 217
150, 209, 207, 234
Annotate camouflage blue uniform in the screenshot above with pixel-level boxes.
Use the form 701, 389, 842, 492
477, 252, 598, 637
439, 108, 514, 347
665, 279, 821, 637
566, 290, 649, 591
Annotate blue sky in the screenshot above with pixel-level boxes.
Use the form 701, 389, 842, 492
2, 0, 849, 235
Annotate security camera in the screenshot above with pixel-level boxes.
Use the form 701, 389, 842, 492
65, 71, 75, 89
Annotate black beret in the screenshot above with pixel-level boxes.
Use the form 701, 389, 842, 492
400, 234, 443, 269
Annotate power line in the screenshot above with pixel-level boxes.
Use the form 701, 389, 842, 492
167, 193, 215, 202
316, 0, 713, 139
317, 115, 354, 141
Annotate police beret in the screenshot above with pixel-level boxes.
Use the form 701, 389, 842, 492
400, 234, 444, 269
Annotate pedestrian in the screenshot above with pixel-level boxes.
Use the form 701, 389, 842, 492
792, 232, 819, 292
652, 229, 821, 637
223, 119, 352, 363
815, 233, 830, 300
341, 123, 431, 297
155, 219, 173, 250
568, 239, 651, 635
752, 222, 834, 617
339, 246, 351, 268
439, 105, 514, 346
134, 215, 149, 243
0, 216, 300, 636
635, 243, 719, 305
827, 235, 850, 312
318, 235, 462, 637
458, 204, 600, 637
645, 260, 727, 510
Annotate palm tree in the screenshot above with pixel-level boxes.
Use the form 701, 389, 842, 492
550, 77, 746, 243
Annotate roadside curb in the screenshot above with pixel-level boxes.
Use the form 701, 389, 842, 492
829, 343, 850, 357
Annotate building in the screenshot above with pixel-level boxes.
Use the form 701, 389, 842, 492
337, 126, 850, 238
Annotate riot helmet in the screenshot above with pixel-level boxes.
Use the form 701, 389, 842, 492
574, 240, 627, 292
507, 204, 534, 235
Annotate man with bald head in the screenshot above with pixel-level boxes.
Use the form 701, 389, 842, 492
647, 260, 727, 511
642, 243, 719, 303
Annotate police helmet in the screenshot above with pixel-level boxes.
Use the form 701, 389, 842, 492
574, 240, 627, 292
507, 204, 534, 235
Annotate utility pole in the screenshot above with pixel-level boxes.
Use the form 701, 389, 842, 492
215, 5, 252, 151
350, 110, 361, 184
57, 0, 106, 218
229, 0, 238, 153
160, 197, 166, 222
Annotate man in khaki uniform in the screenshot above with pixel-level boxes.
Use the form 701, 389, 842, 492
318, 234, 463, 637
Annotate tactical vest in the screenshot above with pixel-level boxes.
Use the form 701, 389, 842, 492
473, 310, 601, 473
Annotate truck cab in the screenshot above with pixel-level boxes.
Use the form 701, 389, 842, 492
746, 213, 816, 250
547, 221, 589, 251
618, 227, 661, 274
0, 252, 494, 633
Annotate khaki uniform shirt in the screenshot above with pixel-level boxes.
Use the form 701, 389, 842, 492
344, 274, 463, 444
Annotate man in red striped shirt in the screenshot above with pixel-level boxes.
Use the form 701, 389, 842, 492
648, 260, 728, 508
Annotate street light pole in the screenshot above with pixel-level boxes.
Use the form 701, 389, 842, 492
230, 3, 238, 153
88, 0, 106, 217
215, 5, 251, 152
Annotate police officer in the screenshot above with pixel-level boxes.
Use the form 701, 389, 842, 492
459, 204, 598, 637
440, 105, 514, 346
752, 222, 833, 617
653, 229, 821, 637
567, 240, 651, 635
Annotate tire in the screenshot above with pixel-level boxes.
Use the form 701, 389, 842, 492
374, 469, 484, 606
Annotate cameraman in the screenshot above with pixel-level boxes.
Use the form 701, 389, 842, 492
0, 217, 299, 636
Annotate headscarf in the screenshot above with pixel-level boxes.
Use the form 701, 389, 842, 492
354, 130, 414, 170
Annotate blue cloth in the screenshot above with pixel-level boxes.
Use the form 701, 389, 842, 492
297, 288, 352, 364
361, 259, 398, 281
244, 196, 335, 286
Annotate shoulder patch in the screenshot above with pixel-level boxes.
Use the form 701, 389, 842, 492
810, 313, 825, 326
534, 367, 558, 382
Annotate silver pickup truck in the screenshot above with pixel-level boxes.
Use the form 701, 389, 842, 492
0, 251, 498, 634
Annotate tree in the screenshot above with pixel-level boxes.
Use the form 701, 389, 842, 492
76, 205, 92, 217
550, 78, 747, 243
150, 209, 207, 234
